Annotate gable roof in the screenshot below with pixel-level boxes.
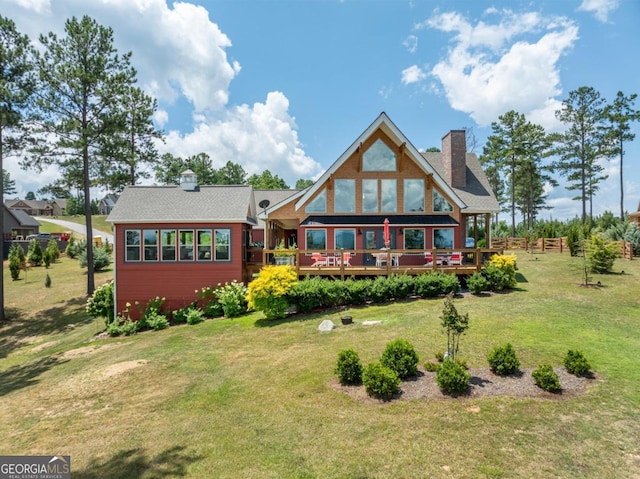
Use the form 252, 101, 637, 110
106, 185, 257, 225
293, 112, 466, 211
4, 206, 40, 227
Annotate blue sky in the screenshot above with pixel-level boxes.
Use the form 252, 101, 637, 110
3, 0, 640, 220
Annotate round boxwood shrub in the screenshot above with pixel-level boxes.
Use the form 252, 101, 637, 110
487, 343, 520, 376
466, 271, 489, 295
380, 338, 419, 380
532, 364, 561, 392
362, 362, 400, 400
335, 348, 363, 385
436, 359, 470, 394
563, 350, 591, 377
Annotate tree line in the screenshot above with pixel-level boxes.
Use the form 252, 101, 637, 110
481, 88, 639, 236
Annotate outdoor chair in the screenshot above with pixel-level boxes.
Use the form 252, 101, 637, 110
449, 252, 462, 265
311, 252, 327, 266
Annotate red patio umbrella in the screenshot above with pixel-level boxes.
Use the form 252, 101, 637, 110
383, 218, 390, 247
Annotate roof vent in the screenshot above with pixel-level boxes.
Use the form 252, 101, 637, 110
180, 169, 197, 191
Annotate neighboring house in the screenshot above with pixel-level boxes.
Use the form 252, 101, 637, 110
106, 170, 258, 315
3, 206, 40, 239
98, 194, 118, 215
262, 112, 500, 267
630, 201, 640, 227
4, 198, 67, 216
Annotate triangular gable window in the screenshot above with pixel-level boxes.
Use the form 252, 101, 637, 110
363, 138, 396, 171
305, 188, 326, 213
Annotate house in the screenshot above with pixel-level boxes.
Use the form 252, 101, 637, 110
106, 170, 257, 315
4, 198, 66, 216
107, 112, 500, 315
2, 206, 40, 258
262, 112, 500, 269
630, 200, 640, 226
98, 194, 118, 215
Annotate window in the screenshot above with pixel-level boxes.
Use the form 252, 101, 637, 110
404, 229, 425, 251
197, 229, 212, 260
305, 188, 326, 213
362, 179, 378, 213
433, 229, 454, 249
334, 179, 355, 213
161, 229, 176, 261
125, 230, 141, 261
363, 138, 396, 171
143, 230, 158, 261
179, 230, 194, 260
381, 179, 397, 212
306, 229, 326, 250
404, 179, 424, 212
335, 229, 355, 250
214, 229, 230, 261
433, 189, 453, 212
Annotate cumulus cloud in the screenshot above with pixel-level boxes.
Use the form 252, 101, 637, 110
422, 9, 579, 129
401, 65, 427, 85
3, 0, 321, 192
577, 0, 619, 23
402, 35, 418, 53
162, 92, 322, 185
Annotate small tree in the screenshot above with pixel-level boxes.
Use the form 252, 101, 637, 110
8, 243, 23, 280
439, 292, 469, 362
586, 234, 617, 273
27, 239, 43, 266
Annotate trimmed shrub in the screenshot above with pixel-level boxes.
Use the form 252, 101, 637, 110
27, 239, 43, 266
46, 238, 60, 262
247, 265, 298, 319
532, 364, 561, 392
563, 350, 592, 377
482, 253, 517, 291
42, 249, 51, 268
380, 338, 419, 380
436, 359, 470, 394
487, 343, 520, 376
466, 271, 489, 294
185, 308, 205, 325
44, 273, 52, 288
65, 237, 77, 258
79, 246, 111, 271
335, 348, 363, 385
362, 362, 400, 400
586, 234, 617, 273
8, 243, 23, 281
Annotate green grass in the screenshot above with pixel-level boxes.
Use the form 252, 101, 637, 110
43, 214, 113, 235
1, 252, 640, 478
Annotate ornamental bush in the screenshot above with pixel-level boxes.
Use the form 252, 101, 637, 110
217, 281, 248, 318
563, 350, 592, 377
8, 243, 24, 281
482, 253, 517, 291
436, 359, 470, 394
86, 281, 115, 325
247, 265, 298, 319
185, 308, 205, 325
362, 362, 400, 400
79, 246, 111, 271
145, 311, 170, 331
380, 338, 419, 380
195, 286, 223, 318
335, 348, 363, 385
532, 364, 561, 392
466, 271, 489, 295
27, 238, 43, 266
46, 238, 60, 262
586, 234, 618, 273
487, 343, 520, 376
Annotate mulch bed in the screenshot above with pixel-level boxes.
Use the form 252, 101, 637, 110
330, 367, 600, 404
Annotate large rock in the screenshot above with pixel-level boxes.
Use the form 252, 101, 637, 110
318, 319, 335, 332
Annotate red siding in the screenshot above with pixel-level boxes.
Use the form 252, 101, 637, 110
114, 222, 246, 317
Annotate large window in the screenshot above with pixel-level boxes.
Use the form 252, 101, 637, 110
403, 228, 425, 251
363, 138, 396, 171
334, 179, 355, 213
363, 179, 397, 213
143, 230, 158, 261
381, 179, 397, 212
305, 188, 326, 213
433, 190, 453, 212
126, 228, 231, 262
214, 229, 230, 261
335, 229, 355, 250
433, 229, 454, 249
125, 230, 141, 261
161, 229, 176, 261
306, 229, 326, 250
404, 179, 424, 212
362, 179, 378, 213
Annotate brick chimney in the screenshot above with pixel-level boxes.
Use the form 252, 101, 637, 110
441, 130, 466, 188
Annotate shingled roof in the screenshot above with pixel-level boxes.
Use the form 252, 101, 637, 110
106, 185, 257, 224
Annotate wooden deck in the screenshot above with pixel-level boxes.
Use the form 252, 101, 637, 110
246, 248, 502, 280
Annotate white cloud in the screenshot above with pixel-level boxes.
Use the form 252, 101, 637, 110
5, 0, 50, 14
403, 35, 418, 53
162, 92, 323, 185
577, 0, 619, 23
401, 65, 427, 85
424, 9, 578, 129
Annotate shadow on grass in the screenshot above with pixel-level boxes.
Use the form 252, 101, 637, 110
0, 355, 68, 396
0, 296, 95, 359
73, 446, 202, 479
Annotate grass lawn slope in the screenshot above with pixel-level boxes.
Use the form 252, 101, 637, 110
1, 253, 639, 478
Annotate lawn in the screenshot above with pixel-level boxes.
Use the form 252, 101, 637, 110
40, 214, 113, 235
1, 252, 639, 478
